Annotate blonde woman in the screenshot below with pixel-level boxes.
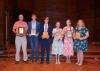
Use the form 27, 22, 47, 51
74, 19, 89, 66
52, 21, 63, 64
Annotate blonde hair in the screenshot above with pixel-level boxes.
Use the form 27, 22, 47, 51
76, 19, 85, 28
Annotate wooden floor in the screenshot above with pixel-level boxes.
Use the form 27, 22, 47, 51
0, 42, 100, 71
0, 42, 99, 60
0, 60, 100, 71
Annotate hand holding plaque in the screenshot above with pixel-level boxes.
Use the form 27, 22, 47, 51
75, 32, 81, 39
18, 27, 25, 36
65, 32, 72, 37
42, 32, 49, 39
31, 29, 36, 35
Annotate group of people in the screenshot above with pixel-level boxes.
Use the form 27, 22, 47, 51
12, 13, 89, 66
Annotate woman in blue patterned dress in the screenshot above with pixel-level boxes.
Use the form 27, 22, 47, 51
52, 21, 63, 64
74, 19, 89, 66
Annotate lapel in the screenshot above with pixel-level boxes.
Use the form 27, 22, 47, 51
48, 25, 50, 32
43, 24, 45, 32
31, 21, 32, 30
36, 21, 38, 30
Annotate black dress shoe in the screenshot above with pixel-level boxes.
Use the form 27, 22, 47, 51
24, 61, 27, 63
40, 61, 44, 64
46, 61, 50, 64
15, 61, 19, 64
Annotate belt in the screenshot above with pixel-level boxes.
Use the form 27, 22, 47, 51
16, 35, 26, 37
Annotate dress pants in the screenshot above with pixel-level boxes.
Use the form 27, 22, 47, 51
30, 36, 39, 61
15, 36, 28, 61
41, 39, 50, 62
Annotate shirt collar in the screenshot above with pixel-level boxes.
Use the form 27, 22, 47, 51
44, 23, 48, 26
32, 20, 36, 24
19, 21, 23, 23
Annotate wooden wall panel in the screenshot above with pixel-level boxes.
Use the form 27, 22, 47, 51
17, 0, 94, 40
3, 0, 100, 42
0, 0, 5, 48
5, 0, 18, 43
76, 0, 95, 40
94, 0, 100, 41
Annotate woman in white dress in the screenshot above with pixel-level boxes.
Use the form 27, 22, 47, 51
52, 21, 63, 64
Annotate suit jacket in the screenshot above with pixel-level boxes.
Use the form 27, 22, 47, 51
27, 21, 41, 37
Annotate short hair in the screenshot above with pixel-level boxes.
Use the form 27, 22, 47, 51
32, 13, 37, 17
18, 14, 24, 17
66, 19, 71, 22
56, 21, 60, 23
44, 16, 49, 20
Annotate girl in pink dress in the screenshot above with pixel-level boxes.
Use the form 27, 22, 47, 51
63, 19, 74, 63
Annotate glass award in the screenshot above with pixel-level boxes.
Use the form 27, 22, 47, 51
31, 29, 36, 35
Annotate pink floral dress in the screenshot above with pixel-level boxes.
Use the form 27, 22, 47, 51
63, 26, 74, 56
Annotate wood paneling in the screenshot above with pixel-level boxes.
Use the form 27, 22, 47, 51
5, 0, 18, 43
17, 0, 95, 40
1, 0, 100, 43
0, 0, 5, 48
94, 0, 100, 41
0, 60, 100, 71
76, 0, 94, 40
17, 0, 78, 27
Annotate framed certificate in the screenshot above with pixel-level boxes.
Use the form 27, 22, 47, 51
31, 29, 36, 35
18, 27, 24, 34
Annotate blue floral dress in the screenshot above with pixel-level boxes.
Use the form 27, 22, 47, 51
74, 27, 89, 52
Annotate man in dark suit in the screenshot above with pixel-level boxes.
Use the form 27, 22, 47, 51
40, 17, 52, 64
27, 14, 40, 63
